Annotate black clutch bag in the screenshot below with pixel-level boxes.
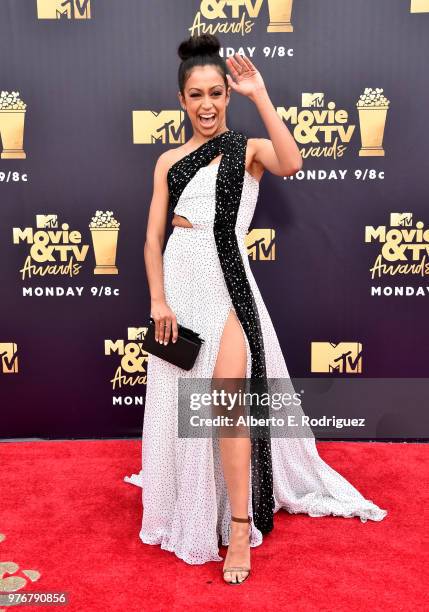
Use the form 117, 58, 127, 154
141, 317, 205, 370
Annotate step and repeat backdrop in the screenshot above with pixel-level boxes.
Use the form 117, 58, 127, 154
1, 1, 428, 439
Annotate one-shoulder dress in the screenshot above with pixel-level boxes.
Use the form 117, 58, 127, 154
124, 129, 387, 565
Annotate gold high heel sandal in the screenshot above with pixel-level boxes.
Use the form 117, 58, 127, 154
222, 515, 251, 585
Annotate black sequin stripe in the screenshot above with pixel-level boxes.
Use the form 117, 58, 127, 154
212, 132, 274, 535
167, 129, 274, 534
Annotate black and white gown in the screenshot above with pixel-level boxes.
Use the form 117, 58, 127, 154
124, 129, 387, 565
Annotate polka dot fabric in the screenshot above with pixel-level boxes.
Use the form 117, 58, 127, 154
124, 131, 388, 565
170, 129, 275, 535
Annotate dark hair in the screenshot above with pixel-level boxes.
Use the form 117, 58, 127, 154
177, 34, 228, 95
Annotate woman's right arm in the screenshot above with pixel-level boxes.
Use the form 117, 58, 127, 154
144, 152, 178, 346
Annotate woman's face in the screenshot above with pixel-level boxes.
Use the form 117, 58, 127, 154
178, 64, 230, 137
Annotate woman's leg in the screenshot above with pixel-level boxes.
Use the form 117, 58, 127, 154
213, 307, 251, 584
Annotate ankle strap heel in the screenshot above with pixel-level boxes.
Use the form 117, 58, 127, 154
230, 515, 252, 543
231, 515, 251, 524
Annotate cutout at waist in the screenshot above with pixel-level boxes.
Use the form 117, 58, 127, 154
172, 214, 193, 228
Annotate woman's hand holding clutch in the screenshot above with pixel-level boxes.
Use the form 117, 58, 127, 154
150, 299, 178, 345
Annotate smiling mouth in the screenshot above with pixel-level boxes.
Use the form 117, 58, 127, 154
199, 113, 216, 126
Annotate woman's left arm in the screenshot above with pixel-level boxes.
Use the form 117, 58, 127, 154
226, 53, 303, 177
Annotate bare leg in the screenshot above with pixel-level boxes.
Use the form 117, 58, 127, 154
213, 308, 251, 584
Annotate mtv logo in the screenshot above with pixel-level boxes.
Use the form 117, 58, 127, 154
390, 213, 412, 227
128, 327, 146, 341
36, 0, 91, 20
133, 111, 185, 144
0, 343, 18, 373
311, 342, 362, 374
302, 93, 324, 108
36, 214, 58, 228
410, 0, 429, 12
245, 229, 276, 261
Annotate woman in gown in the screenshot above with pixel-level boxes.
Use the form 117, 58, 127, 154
125, 33, 388, 584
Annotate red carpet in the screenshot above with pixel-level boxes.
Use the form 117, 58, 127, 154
0, 440, 427, 611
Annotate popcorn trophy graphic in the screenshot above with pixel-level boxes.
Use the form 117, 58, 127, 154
267, 0, 294, 32
0, 91, 27, 159
356, 88, 390, 156
89, 211, 120, 274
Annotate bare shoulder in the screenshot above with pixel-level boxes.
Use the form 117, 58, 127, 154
155, 149, 175, 174
157, 144, 190, 175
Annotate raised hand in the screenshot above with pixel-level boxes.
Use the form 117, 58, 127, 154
225, 53, 267, 100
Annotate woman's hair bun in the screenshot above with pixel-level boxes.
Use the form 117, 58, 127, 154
177, 34, 220, 61
176, 33, 227, 93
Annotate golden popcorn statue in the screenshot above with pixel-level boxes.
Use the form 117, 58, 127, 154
356, 87, 390, 157
0, 91, 27, 159
89, 211, 120, 274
